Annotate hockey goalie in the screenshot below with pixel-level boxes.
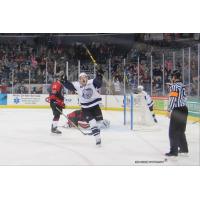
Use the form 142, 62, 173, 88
64, 109, 110, 130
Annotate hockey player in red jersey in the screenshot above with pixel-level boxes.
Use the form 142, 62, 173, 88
65, 109, 110, 130
49, 71, 65, 134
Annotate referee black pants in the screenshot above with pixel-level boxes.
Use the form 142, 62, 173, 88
169, 106, 188, 155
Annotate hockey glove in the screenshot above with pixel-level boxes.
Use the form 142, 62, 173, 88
56, 99, 65, 108
60, 75, 68, 85
96, 68, 104, 76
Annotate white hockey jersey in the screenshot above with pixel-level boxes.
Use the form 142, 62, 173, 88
73, 79, 102, 108
142, 91, 154, 108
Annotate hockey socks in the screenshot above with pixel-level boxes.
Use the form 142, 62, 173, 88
91, 126, 101, 146
51, 120, 62, 134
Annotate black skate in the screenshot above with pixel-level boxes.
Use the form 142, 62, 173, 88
51, 125, 62, 134
91, 127, 101, 146
165, 152, 178, 157
178, 150, 189, 157
95, 135, 101, 146
154, 118, 158, 123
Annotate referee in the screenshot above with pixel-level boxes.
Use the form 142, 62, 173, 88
165, 69, 188, 157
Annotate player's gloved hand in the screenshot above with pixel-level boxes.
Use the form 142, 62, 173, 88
61, 102, 65, 109
56, 99, 65, 108
96, 68, 104, 75
96, 68, 104, 79
60, 75, 68, 84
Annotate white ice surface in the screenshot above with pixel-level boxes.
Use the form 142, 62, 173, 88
0, 109, 199, 165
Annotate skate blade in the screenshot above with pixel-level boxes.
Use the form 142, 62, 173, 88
179, 153, 189, 157
96, 143, 102, 147
165, 156, 178, 161
50, 132, 62, 136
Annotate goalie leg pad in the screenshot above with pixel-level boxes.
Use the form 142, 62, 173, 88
102, 119, 110, 128
97, 119, 110, 129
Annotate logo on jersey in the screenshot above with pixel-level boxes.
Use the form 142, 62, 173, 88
82, 88, 93, 99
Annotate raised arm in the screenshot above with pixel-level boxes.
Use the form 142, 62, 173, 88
63, 79, 77, 92
93, 68, 104, 89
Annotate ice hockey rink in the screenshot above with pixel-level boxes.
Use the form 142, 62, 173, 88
0, 108, 199, 166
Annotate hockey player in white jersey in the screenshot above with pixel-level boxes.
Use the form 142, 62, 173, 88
137, 85, 158, 123
63, 69, 104, 146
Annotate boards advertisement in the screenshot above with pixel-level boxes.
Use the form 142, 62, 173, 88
0, 94, 7, 105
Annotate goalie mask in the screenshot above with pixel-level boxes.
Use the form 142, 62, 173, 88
79, 72, 88, 86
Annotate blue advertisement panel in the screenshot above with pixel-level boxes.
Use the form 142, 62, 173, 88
0, 94, 7, 105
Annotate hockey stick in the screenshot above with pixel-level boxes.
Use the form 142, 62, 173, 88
55, 107, 92, 135
82, 43, 123, 104
82, 44, 98, 66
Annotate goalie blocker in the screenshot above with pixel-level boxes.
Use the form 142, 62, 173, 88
65, 109, 110, 129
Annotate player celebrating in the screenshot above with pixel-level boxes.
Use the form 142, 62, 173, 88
63, 70, 104, 146
49, 71, 65, 134
137, 85, 158, 123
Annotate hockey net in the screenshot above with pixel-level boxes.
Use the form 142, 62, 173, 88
124, 93, 155, 130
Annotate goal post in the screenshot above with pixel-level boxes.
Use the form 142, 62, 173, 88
123, 93, 134, 130
124, 93, 155, 130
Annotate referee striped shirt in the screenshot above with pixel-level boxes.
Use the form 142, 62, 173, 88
167, 81, 187, 112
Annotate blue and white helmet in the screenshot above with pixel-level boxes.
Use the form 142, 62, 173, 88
79, 72, 88, 78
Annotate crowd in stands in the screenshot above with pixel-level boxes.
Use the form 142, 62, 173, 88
110, 42, 199, 96
0, 40, 119, 93
0, 36, 199, 96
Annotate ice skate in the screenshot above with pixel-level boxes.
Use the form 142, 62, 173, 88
95, 134, 101, 147
51, 125, 62, 134
178, 150, 189, 157
165, 152, 178, 161
154, 118, 158, 123
165, 152, 178, 157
